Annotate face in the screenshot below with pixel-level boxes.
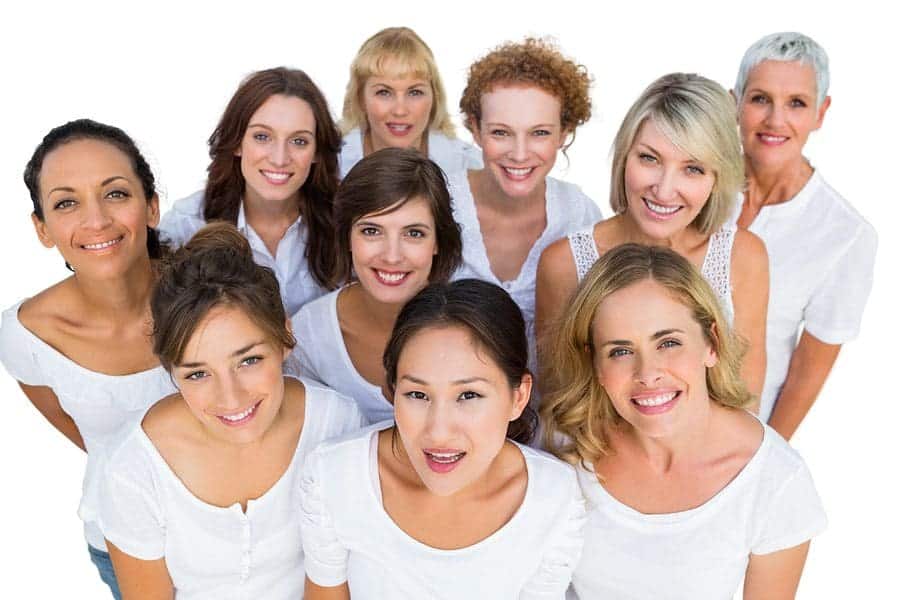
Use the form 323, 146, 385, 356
623, 120, 716, 239
471, 85, 566, 199
237, 94, 317, 208
172, 305, 290, 446
591, 278, 717, 440
393, 325, 531, 497
738, 60, 830, 169
33, 138, 160, 278
363, 70, 433, 153
350, 196, 438, 305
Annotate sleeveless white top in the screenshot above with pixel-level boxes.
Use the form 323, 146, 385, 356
567, 225, 736, 323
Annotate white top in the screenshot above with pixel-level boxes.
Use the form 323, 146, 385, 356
98, 378, 366, 600
158, 190, 328, 316
299, 425, 586, 599
571, 421, 827, 600
287, 289, 393, 424
567, 223, 737, 323
338, 128, 483, 180
0, 300, 177, 550
744, 171, 877, 420
448, 172, 603, 355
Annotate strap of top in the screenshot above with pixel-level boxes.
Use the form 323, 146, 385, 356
567, 227, 600, 283
700, 224, 736, 319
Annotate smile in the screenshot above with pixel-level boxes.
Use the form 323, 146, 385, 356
261, 170, 292, 185
631, 390, 680, 415
424, 449, 466, 473
216, 399, 262, 426
643, 197, 682, 217
374, 269, 410, 285
502, 166, 535, 179
386, 123, 413, 136
757, 133, 788, 145
80, 235, 124, 250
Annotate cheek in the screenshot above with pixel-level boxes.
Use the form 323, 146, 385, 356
686, 178, 715, 207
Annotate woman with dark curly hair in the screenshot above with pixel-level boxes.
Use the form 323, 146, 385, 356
453, 38, 603, 368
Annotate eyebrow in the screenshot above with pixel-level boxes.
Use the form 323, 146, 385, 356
399, 375, 491, 385
354, 220, 433, 230
484, 121, 558, 129
247, 123, 314, 136
176, 340, 265, 368
47, 175, 129, 196
636, 143, 701, 165
598, 329, 685, 348
746, 87, 814, 99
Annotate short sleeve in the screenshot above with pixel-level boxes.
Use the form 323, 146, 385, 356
97, 443, 167, 560
803, 223, 877, 344
520, 485, 587, 599
298, 448, 349, 586
751, 460, 827, 555
0, 306, 48, 387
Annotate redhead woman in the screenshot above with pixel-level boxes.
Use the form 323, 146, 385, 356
300, 279, 584, 599
288, 147, 462, 423
542, 244, 826, 599
158, 67, 341, 315
536, 73, 769, 402
338, 26, 481, 179
454, 38, 603, 360
732, 32, 877, 438
98, 223, 365, 599
0, 120, 178, 598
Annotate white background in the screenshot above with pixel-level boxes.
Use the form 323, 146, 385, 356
1, 0, 895, 596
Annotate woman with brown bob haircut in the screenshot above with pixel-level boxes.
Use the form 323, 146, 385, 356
98, 222, 364, 600
288, 147, 462, 423
541, 243, 825, 599
159, 67, 342, 316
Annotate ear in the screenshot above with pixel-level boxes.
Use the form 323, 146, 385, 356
283, 318, 294, 361
31, 213, 55, 249
814, 96, 831, 131
509, 372, 533, 421
146, 194, 161, 229
468, 117, 484, 148
704, 322, 720, 369
560, 128, 573, 149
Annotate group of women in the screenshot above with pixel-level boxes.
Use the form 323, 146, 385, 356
0, 26, 876, 599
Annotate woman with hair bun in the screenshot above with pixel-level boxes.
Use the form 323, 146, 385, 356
98, 223, 365, 599
159, 67, 342, 315
300, 279, 584, 599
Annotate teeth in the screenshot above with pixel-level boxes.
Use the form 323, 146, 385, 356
220, 403, 257, 422
377, 270, 407, 283
82, 238, 121, 249
427, 452, 465, 463
645, 198, 680, 215
633, 392, 677, 407
504, 167, 533, 177
262, 171, 290, 182
759, 134, 787, 143
388, 124, 412, 131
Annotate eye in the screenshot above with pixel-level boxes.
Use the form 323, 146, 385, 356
404, 390, 428, 401
360, 226, 380, 236
790, 98, 808, 108
52, 198, 77, 210
638, 152, 657, 164
374, 88, 392, 97
405, 228, 427, 239
686, 164, 706, 176
532, 129, 551, 137
185, 370, 208, 381
750, 94, 768, 105
106, 189, 131, 200
659, 339, 682, 350
253, 132, 270, 142
490, 129, 510, 137
240, 355, 263, 367
608, 347, 632, 358
458, 390, 482, 401
408, 88, 426, 97
291, 137, 310, 146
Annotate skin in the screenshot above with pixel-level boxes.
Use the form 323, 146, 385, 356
468, 85, 567, 282
362, 71, 433, 155
337, 197, 438, 396
108, 305, 305, 597
304, 325, 531, 598
536, 120, 768, 404
18, 138, 161, 451
734, 60, 835, 439
236, 93, 317, 257
590, 279, 810, 593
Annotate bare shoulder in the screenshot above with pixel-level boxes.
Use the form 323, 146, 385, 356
731, 229, 769, 285
537, 235, 577, 283
715, 405, 765, 459
18, 277, 80, 339
142, 391, 190, 444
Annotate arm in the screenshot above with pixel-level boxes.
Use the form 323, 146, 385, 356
730, 230, 769, 411
767, 332, 841, 440
304, 577, 350, 600
107, 541, 174, 600
743, 542, 811, 600
534, 238, 580, 384
17, 382, 85, 451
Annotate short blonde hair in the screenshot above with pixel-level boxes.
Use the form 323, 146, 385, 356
609, 73, 743, 235
540, 243, 751, 467
341, 27, 455, 138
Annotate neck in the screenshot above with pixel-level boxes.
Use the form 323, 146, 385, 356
242, 191, 301, 229
348, 283, 406, 331
72, 256, 155, 323
744, 154, 813, 208
469, 169, 546, 215
364, 130, 427, 156
619, 402, 717, 473
617, 214, 704, 254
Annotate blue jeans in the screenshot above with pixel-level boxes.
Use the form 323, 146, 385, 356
88, 545, 122, 600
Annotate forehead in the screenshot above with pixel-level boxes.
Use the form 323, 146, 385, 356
363, 55, 431, 85
632, 119, 698, 163
745, 60, 817, 96
398, 326, 498, 380
40, 138, 136, 192
181, 305, 270, 362
356, 195, 435, 227
592, 279, 701, 339
479, 84, 561, 125
247, 94, 316, 131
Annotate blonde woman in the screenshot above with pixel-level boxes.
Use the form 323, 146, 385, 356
536, 73, 768, 402
542, 244, 825, 599
339, 26, 481, 178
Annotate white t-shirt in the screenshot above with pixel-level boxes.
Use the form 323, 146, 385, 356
448, 172, 603, 360
744, 171, 877, 420
299, 425, 586, 599
158, 190, 328, 316
0, 300, 177, 550
338, 128, 482, 180
287, 288, 393, 424
571, 421, 827, 600
98, 378, 366, 600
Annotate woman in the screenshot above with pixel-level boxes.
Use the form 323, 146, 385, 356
338, 26, 481, 178
98, 223, 365, 599
300, 279, 584, 598
288, 147, 462, 423
454, 37, 603, 359
158, 67, 341, 315
732, 32, 877, 437
536, 73, 769, 402
0, 119, 177, 598
542, 244, 826, 599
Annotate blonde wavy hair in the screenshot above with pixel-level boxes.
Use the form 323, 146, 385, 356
540, 243, 751, 467
340, 27, 455, 138
609, 73, 743, 235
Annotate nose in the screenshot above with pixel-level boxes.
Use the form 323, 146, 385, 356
217, 372, 247, 412
652, 167, 679, 203
634, 353, 664, 387
81, 198, 114, 230
509, 133, 529, 162
381, 234, 403, 264
269, 141, 290, 167
391, 95, 409, 117
765, 103, 786, 128
423, 398, 456, 443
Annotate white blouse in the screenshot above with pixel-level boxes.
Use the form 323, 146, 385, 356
571, 421, 827, 599
98, 378, 366, 600
0, 300, 177, 550
158, 190, 329, 316
338, 128, 482, 180
287, 289, 392, 424
299, 425, 586, 599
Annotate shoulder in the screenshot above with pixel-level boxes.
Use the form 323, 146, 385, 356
804, 173, 877, 243
291, 289, 339, 328
731, 229, 769, 273
547, 178, 603, 217
306, 423, 379, 470
165, 190, 206, 219
104, 420, 160, 484
520, 443, 580, 498
158, 190, 207, 245
300, 377, 368, 434
538, 235, 577, 273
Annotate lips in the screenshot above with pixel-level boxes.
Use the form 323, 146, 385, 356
260, 170, 292, 185
423, 449, 466, 473
642, 197, 683, 219
80, 235, 124, 250
631, 390, 680, 415
756, 133, 789, 146
386, 123, 414, 137
501, 166, 535, 181
216, 399, 262, 427
373, 269, 410, 286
